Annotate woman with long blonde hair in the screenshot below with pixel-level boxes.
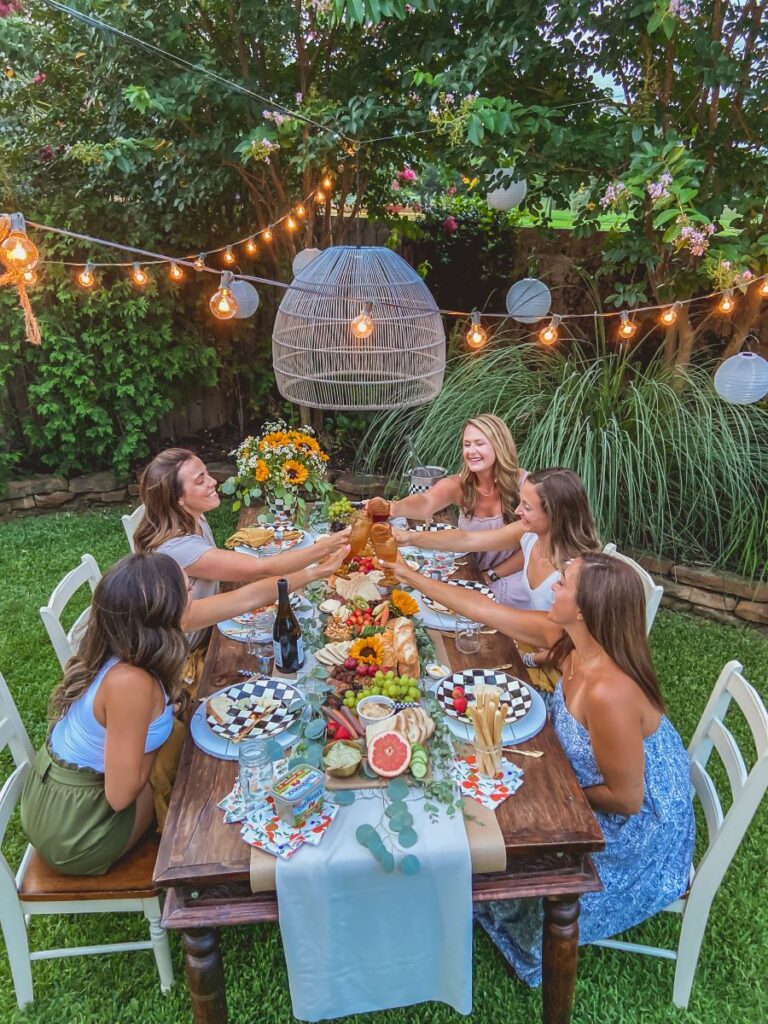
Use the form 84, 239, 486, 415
369, 415, 529, 606
20, 545, 347, 875
384, 551, 694, 986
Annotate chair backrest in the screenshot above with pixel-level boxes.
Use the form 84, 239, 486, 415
0, 671, 34, 870
39, 554, 102, 669
121, 504, 145, 554
687, 660, 768, 904
601, 543, 664, 633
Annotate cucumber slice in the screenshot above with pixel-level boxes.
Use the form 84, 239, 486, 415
410, 759, 428, 779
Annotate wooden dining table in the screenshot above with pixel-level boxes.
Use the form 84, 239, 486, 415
155, 520, 604, 1024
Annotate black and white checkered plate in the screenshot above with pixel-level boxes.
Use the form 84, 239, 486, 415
414, 522, 457, 533
204, 677, 303, 741
422, 577, 495, 611
435, 668, 533, 724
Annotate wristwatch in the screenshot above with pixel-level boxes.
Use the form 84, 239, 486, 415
486, 569, 500, 583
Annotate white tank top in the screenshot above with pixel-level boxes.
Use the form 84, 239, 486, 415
520, 532, 560, 611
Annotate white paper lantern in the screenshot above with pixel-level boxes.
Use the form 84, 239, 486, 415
273, 245, 446, 410
505, 278, 552, 323
292, 248, 322, 277
230, 279, 260, 319
486, 169, 527, 211
714, 352, 768, 405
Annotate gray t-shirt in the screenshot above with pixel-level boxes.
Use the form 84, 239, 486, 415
157, 517, 219, 650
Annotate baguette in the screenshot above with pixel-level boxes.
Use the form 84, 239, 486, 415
391, 617, 419, 677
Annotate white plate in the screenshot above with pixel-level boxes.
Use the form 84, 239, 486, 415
235, 528, 315, 558
191, 685, 301, 761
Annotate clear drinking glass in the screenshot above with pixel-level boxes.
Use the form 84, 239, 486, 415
247, 626, 275, 677
455, 615, 481, 654
238, 738, 273, 822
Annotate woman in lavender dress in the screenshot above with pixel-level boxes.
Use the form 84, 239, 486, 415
371, 415, 530, 607
387, 552, 695, 986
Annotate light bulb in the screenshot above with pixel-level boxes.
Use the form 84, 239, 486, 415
21, 267, 38, 285
77, 263, 96, 288
1, 229, 39, 271
210, 272, 238, 320
538, 314, 562, 346
131, 262, 148, 286
466, 311, 487, 350
296, 204, 306, 217
169, 262, 184, 281
659, 303, 680, 326
286, 215, 297, 231
718, 290, 735, 314
263, 228, 273, 242
244, 236, 257, 255
194, 253, 206, 271
315, 190, 325, 203
323, 175, 333, 190
350, 303, 374, 339
759, 279, 768, 298
223, 246, 235, 265
618, 311, 637, 340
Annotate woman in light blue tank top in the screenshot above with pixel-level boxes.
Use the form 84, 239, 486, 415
21, 543, 349, 875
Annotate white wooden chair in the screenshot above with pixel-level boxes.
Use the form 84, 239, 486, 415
0, 670, 173, 1008
602, 543, 664, 633
121, 503, 145, 553
39, 554, 102, 669
592, 660, 768, 1007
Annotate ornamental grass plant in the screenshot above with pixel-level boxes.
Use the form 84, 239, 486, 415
363, 345, 768, 580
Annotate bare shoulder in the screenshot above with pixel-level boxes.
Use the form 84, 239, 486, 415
100, 663, 157, 703
585, 668, 646, 721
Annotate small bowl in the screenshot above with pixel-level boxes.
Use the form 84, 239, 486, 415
322, 739, 363, 778
426, 662, 451, 680
356, 695, 396, 730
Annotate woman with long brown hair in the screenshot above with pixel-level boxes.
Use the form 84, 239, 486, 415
384, 551, 694, 985
368, 415, 529, 606
134, 448, 349, 651
20, 544, 347, 875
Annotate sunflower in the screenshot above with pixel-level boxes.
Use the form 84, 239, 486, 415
254, 459, 269, 483
348, 634, 385, 665
282, 459, 309, 486
390, 590, 419, 616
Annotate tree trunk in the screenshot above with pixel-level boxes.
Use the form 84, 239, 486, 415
662, 323, 678, 369
720, 286, 764, 361
675, 307, 697, 376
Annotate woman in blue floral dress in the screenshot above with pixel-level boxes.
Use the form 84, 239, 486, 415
388, 551, 695, 986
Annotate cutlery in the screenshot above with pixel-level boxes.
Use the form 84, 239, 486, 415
503, 746, 544, 758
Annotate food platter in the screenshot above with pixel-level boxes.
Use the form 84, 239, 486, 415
413, 579, 496, 630
217, 594, 314, 641
204, 677, 304, 742
412, 522, 467, 556
421, 577, 495, 611
434, 668, 532, 723
235, 528, 313, 558
191, 681, 302, 761
429, 674, 547, 745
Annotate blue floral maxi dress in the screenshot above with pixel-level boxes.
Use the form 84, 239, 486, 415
476, 682, 695, 986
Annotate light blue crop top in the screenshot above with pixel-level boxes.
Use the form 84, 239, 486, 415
50, 656, 174, 772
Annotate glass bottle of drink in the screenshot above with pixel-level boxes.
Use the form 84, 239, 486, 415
273, 577, 305, 673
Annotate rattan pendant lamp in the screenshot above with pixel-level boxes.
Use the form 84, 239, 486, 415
272, 245, 446, 410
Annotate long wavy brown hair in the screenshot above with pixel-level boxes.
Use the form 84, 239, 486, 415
550, 553, 665, 712
524, 467, 601, 569
459, 414, 521, 523
133, 448, 198, 552
49, 553, 189, 721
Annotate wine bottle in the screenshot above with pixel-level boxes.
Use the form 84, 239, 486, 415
273, 578, 305, 673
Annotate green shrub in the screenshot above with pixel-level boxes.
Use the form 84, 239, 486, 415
363, 345, 768, 579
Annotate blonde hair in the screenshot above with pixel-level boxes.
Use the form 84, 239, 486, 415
459, 414, 520, 523
133, 448, 198, 552
525, 467, 601, 569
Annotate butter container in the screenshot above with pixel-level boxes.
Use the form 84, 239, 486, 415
270, 764, 325, 828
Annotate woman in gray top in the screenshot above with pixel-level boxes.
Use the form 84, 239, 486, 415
133, 448, 350, 649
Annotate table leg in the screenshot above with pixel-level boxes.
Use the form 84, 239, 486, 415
542, 894, 580, 1024
181, 927, 228, 1024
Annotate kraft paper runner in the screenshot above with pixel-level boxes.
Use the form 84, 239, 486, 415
249, 790, 506, 892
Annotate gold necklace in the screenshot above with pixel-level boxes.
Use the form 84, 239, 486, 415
567, 649, 600, 685
475, 480, 497, 497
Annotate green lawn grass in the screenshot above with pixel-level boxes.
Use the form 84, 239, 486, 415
0, 505, 766, 1023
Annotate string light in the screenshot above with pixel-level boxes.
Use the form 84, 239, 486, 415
350, 301, 374, 339
659, 302, 682, 326
0, 213, 39, 271
131, 262, 148, 286
538, 314, 562, 346
718, 289, 735, 314
296, 204, 306, 217
323, 175, 333, 190
759, 278, 768, 299
466, 310, 488, 350
223, 246, 235, 265
194, 253, 206, 271
244, 236, 257, 255
315, 190, 325, 203
77, 262, 96, 288
22, 268, 38, 285
210, 271, 238, 320
169, 261, 184, 281
286, 216, 297, 231
263, 228, 273, 242
618, 311, 637, 340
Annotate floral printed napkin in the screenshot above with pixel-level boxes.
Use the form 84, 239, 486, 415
449, 756, 524, 809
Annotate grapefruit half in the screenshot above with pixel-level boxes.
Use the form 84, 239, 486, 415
368, 730, 412, 778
